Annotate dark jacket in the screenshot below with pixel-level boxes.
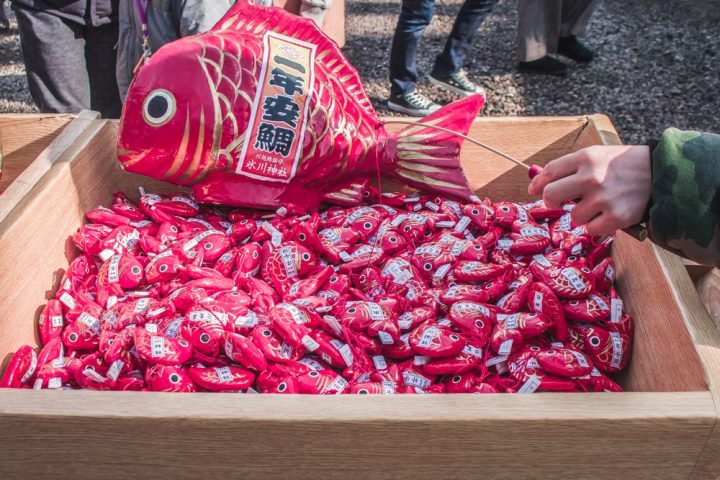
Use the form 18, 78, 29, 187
10, 0, 118, 26
649, 129, 720, 266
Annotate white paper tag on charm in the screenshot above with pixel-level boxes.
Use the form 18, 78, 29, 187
518, 374, 541, 394
562, 268, 586, 291
454, 216, 471, 233
570, 349, 590, 368
107, 359, 124, 381
498, 339, 514, 355
610, 332, 623, 368
301, 335, 320, 352
150, 336, 165, 358
417, 326, 440, 348
215, 366, 233, 383
610, 298, 623, 323
377, 330, 394, 345
532, 291, 544, 313
107, 254, 121, 283
372, 355, 388, 371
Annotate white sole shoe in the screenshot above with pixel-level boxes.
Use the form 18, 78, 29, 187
428, 74, 485, 97
387, 100, 440, 117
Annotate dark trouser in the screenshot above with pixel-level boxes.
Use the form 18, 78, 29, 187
517, 0, 599, 61
389, 0, 497, 97
13, 5, 122, 118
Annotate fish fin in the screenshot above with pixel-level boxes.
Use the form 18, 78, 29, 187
387, 94, 486, 201
322, 178, 370, 207
212, 0, 377, 119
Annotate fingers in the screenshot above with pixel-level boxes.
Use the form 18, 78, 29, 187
527, 151, 583, 195
541, 175, 587, 209
584, 213, 620, 237
570, 196, 601, 226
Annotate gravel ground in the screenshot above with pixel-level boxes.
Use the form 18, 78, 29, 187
0, 0, 718, 143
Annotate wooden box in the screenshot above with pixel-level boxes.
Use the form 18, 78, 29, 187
1, 116, 719, 480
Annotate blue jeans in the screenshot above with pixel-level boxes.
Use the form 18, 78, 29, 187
389, 0, 498, 97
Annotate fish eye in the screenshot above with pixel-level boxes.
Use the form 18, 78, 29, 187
302, 253, 311, 261
253, 251, 259, 259
363, 222, 372, 230
403, 226, 411, 232
546, 349, 556, 355
358, 388, 369, 394
131, 266, 141, 275
389, 236, 397, 243
69, 332, 78, 342
450, 334, 459, 341
475, 320, 484, 329
570, 300, 578, 306
262, 329, 272, 337
178, 339, 189, 347
330, 276, 338, 283
474, 245, 482, 250
159, 264, 169, 273
359, 275, 366, 283
530, 346, 540, 352
204, 242, 213, 250
423, 263, 432, 271
169, 373, 181, 384
471, 209, 479, 215
309, 371, 319, 377
452, 375, 462, 383
581, 267, 590, 273
277, 382, 287, 392
199, 333, 210, 343
170, 226, 178, 233
348, 308, 357, 314
299, 233, 306, 241
589, 336, 601, 347
142, 89, 176, 126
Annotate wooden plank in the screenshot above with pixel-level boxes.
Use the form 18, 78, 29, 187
0, 111, 100, 219
0, 118, 109, 358
0, 114, 76, 194
0, 389, 714, 480
653, 247, 720, 479
611, 233, 707, 392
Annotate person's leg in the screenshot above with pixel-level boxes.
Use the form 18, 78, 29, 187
12, 5, 90, 113
516, 0, 561, 62
85, 21, 123, 118
389, 0, 435, 97
557, 0, 599, 63
431, 0, 497, 77
560, 0, 599, 37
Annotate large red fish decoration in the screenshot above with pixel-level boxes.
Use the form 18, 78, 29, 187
117, 0, 485, 210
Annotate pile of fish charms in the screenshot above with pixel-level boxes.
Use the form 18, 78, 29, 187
1, 189, 632, 393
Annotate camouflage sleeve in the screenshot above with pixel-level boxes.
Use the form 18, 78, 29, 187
648, 128, 720, 266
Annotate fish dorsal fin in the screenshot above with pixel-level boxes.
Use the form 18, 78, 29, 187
212, 0, 376, 119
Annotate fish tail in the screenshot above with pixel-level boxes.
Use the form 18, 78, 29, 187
385, 94, 485, 201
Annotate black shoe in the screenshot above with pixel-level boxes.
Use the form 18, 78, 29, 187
387, 90, 442, 116
518, 56, 568, 76
428, 69, 485, 97
558, 36, 595, 63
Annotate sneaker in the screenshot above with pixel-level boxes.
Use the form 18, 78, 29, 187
518, 56, 568, 76
558, 36, 595, 63
428, 69, 485, 97
387, 90, 442, 116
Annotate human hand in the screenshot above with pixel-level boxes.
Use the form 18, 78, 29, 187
527, 145, 652, 237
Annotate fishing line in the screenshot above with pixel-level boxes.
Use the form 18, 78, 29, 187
382, 119, 531, 170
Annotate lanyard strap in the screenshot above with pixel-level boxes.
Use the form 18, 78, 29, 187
135, 0, 152, 57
